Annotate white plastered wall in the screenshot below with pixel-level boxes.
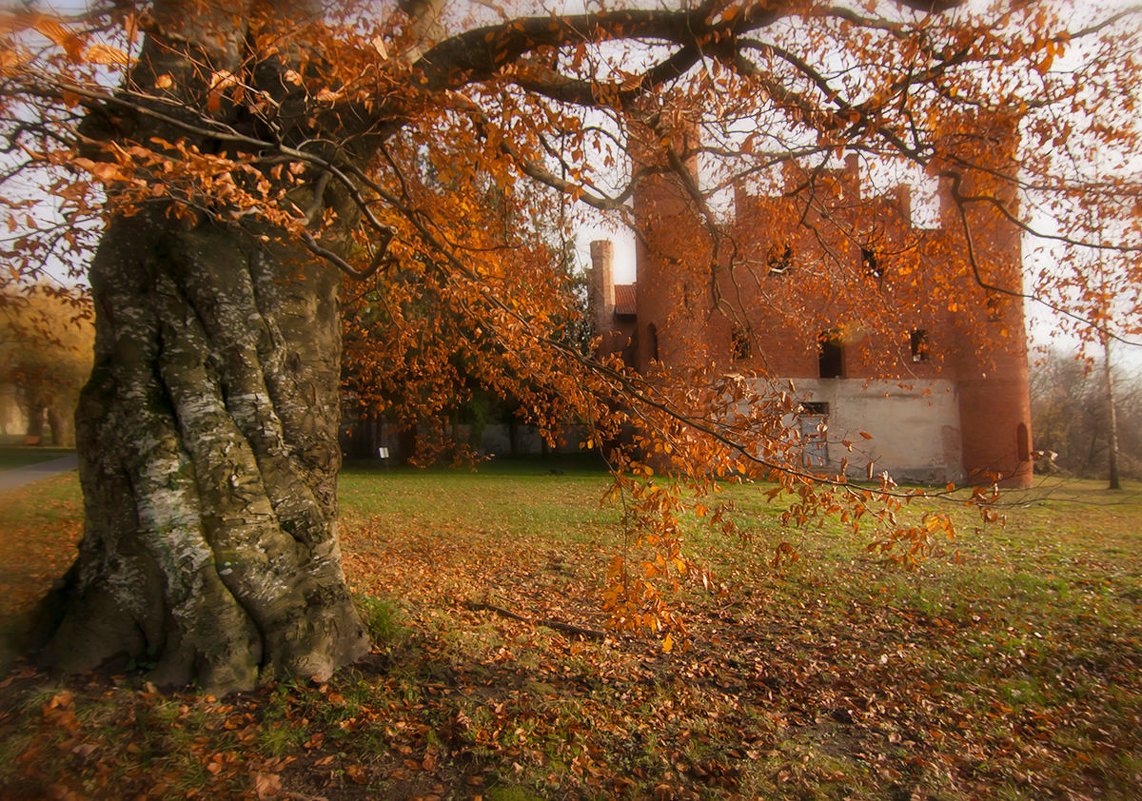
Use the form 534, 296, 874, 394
788, 378, 966, 485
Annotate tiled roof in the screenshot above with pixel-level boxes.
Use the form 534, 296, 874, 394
614, 284, 637, 316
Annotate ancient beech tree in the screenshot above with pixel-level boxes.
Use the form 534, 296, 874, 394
1, 0, 1139, 691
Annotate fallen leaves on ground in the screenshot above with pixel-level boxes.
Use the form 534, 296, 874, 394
1, 471, 1140, 799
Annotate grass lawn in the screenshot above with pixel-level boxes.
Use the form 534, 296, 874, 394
0, 464, 1139, 799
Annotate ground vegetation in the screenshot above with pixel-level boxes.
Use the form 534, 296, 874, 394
0, 0, 1139, 690
0, 467, 1139, 799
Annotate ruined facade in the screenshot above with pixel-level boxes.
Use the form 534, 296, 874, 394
590, 114, 1033, 487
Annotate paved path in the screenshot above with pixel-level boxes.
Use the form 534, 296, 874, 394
0, 454, 79, 494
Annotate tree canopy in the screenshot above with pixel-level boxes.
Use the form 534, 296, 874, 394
1, 0, 1140, 690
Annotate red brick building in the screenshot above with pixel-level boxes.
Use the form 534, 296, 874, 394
590, 114, 1033, 487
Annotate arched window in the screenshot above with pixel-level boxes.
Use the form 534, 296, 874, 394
861, 247, 882, 279
1017, 423, 1030, 462
767, 244, 794, 275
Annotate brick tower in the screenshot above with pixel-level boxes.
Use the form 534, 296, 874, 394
939, 112, 1033, 487
628, 103, 712, 373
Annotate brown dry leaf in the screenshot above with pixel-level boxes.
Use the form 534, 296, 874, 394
45, 783, 83, 801
32, 16, 85, 62
252, 771, 281, 798
85, 43, 132, 66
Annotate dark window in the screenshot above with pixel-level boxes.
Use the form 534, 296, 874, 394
731, 325, 751, 361
767, 244, 794, 275
647, 323, 659, 363
799, 401, 830, 415
819, 332, 844, 378
910, 329, 929, 362
861, 247, 882, 279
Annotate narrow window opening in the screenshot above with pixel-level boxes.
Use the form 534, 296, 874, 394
818, 332, 844, 379
861, 247, 882, 279
647, 323, 659, 363
910, 329, 929, 362
799, 401, 830, 415
767, 244, 794, 275
731, 325, 751, 361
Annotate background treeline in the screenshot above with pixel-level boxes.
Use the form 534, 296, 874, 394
0, 285, 93, 446
3, 285, 1139, 486
1031, 347, 1142, 481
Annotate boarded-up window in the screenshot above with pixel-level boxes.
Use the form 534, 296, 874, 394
797, 403, 829, 467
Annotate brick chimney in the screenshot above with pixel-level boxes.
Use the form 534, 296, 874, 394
894, 184, 912, 226
589, 239, 615, 337
842, 152, 860, 200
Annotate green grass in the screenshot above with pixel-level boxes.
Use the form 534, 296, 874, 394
1, 466, 1140, 799
339, 467, 615, 547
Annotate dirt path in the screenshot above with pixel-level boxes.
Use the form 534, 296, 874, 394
0, 455, 79, 494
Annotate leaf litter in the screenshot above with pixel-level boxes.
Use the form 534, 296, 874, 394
0, 471, 1140, 799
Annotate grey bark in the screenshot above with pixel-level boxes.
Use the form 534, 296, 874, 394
47, 405, 73, 447
28, 0, 383, 694
38, 212, 369, 692
30, 0, 737, 692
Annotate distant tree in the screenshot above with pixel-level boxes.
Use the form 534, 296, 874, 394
0, 286, 94, 446
1031, 348, 1142, 481
1103, 336, 1122, 489
339, 177, 588, 464
0, 0, 1139, 691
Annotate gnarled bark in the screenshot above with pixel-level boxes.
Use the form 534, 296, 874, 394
37, 212, 369, 693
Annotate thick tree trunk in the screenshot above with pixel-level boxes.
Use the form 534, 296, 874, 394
47, 405, 73, 447
36, 211, 369, 693
23, 398, 46, 443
